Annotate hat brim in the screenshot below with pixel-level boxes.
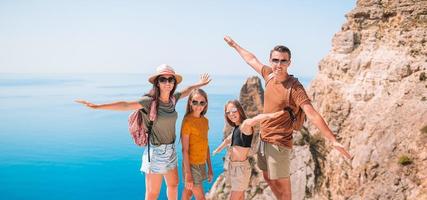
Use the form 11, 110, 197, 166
148, 73, 182, 84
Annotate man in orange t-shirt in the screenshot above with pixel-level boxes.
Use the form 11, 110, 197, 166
224, 36, 351, 200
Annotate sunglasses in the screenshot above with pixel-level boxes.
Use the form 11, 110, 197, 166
158, 76, 176, 84
271, 58, 290, 65
225, 107, 238, 115
191, 100, 206, 106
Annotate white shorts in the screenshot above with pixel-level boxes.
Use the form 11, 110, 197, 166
140, 143, 177, 174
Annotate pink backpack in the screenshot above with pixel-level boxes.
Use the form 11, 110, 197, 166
128, 96, 176, 147
128, 100, 157, 147
128, 97, 176, 161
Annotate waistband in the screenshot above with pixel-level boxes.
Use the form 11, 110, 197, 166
229, 159, 250, 166
150, 143, 175, 148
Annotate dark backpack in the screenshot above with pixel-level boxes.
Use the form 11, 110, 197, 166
128, 97, 176, 161
266, 73, 306, 131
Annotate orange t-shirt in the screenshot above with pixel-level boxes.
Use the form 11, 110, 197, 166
181, 115, 209, 164
261, 66, 311, 148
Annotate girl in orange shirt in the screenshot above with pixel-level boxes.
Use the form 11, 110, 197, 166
181, 89, 213, 200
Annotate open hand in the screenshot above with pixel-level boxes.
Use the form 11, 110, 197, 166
198, 73, 211, 86
75, 99, 99, 109
184, 173, 194, 190
224, 36, 236, 47
212, 148, 221, 156
332, 142, 352, 160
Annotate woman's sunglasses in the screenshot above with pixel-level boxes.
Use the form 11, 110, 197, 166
191, 100, 206, 106
158, 76, 176, 84
225, 107, 238, 115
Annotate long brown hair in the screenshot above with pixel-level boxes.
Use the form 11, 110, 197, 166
144, 76, 178, 112
180, 89, 208, 142
224, 100, 247, 127
184, 89, 208, 117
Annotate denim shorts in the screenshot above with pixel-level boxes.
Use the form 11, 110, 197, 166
140, 143, 177, 174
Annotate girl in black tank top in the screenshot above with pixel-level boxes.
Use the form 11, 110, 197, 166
213, 100, 286, 155
213, 100, 286, 156
212, 100, 286, 199
231, 126, 252, 148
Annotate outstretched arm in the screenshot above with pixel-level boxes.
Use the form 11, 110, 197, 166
224, 36, 264, 75
212, 134, 231, 156
181, 135, 194, 190
178, 73, 211, 99
75, 99, 142, 111
240, 110, 285, 134
301, 102, 352, 159
206, 146, 213, 182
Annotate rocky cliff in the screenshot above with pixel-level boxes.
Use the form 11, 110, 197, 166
307, 0, 427, 199
207, 0, 427, 199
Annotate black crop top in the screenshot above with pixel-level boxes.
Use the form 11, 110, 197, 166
230, 126, 253, 148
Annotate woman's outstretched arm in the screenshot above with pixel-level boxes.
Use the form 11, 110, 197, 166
178, 73, 211, 99
75, 100, 143, 111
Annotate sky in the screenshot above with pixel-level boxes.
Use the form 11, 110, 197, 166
0, 0, 356, 78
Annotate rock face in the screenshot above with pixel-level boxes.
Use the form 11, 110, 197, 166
207, 0, 427, 199
308, 0, 427, 199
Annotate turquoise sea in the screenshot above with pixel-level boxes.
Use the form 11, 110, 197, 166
0, 73, 310, 200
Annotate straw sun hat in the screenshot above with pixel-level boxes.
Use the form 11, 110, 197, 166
148, 64, 183, 84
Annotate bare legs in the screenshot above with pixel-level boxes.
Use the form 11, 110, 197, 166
145, 167, 179, 200
262, 171, 292, 200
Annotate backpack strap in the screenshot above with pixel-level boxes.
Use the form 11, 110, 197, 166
283, 76, 299, 123
283, 76, 298, 106
265, 73, 275, 87
265, 73, 299, 122
147, 96, 177, 161
147, 100, 157, 162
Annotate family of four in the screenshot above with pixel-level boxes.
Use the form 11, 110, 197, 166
76, 36, 351, 200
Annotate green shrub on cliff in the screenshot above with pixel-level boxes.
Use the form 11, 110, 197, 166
398, 155, 413, 166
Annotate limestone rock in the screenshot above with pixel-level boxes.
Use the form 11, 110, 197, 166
308, 0, 427, 199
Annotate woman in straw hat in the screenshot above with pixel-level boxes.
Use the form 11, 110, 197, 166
76, 64, 211, 200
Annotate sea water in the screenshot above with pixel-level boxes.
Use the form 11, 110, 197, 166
0, 73, 310, 199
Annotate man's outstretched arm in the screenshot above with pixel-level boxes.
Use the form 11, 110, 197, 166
301, 102, 352, 159
224, 36, 264, 75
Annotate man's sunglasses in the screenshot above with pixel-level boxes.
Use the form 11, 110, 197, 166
191, 100, 206, 106
158, 76, 176, 84
271, 58, 290, 65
